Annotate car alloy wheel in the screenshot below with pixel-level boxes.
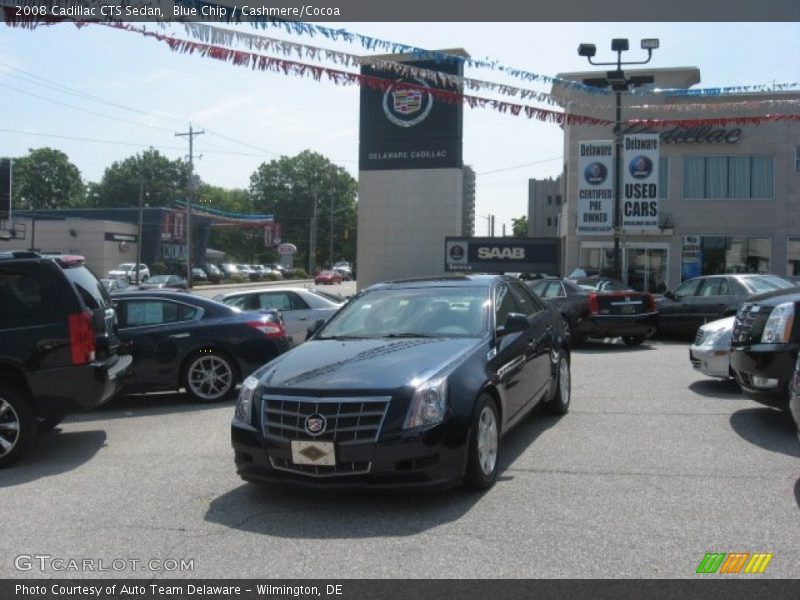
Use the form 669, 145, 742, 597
545, 353, 571, 415
0, 397, 21, 459
0, 384, 35, 468
465, 394, 501, 490
477, 405, 499, 476
187, 354, 234, 402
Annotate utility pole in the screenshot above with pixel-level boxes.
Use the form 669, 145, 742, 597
136, 175, 144, 286
329, 190, 335, 268
175, 124, 204, 288
309, 188, 318, 274
490, 215, 495, 238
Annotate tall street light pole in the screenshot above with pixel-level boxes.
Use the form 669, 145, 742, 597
578, 38, 659, 282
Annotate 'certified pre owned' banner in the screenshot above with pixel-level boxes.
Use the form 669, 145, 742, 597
577, 141, 613, 235
445, 237, 559, 274
622, 134, 659, 231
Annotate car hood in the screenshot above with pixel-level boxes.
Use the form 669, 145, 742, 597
256, 337, 483, 391
698, 315, 735, 334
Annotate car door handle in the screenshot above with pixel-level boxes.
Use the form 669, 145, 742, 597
169, 333, 190, 339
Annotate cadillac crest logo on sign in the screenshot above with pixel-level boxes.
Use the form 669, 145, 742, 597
383, 77, 433, 128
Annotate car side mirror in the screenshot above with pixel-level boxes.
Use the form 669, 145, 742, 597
496, 313, 529, 337
664, 290, 675, 300
306, 318, 326, 339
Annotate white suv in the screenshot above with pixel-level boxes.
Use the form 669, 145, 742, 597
107, 262, 150, 283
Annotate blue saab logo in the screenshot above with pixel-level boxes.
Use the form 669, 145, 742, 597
629, 155, 653, 179
584, 162, 608, 185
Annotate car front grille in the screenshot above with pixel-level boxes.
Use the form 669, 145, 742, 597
261, 395, 391, 445
268, 457, 371, 477
732, 304, 769, 346
693, 329, 705, 346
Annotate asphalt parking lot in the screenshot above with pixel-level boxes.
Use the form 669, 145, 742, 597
1, 331, 798, 578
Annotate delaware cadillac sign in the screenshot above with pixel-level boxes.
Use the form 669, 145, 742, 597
360, 58, 464, 171
445, 237, 559, 274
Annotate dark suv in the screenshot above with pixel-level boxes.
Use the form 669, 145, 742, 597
0, 252, 132, 467
730, 287, 800, 409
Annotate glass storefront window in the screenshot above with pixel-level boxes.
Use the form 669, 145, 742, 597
681, 236, 772, 279
788, 238, 800, 276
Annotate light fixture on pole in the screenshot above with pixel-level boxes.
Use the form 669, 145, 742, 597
578, 38, 658, 282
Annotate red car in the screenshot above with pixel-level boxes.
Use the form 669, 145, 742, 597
314, 270, 343, 285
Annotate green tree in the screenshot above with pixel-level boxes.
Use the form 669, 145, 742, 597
11, 147, 84, 210
94, 148, 190, 208
249, 150, 357, 271
512, 215, 529, 238
200, 185, 256, 262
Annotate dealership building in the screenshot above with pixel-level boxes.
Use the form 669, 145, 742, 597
539, 67, 800, 292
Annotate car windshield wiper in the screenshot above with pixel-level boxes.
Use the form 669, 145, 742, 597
383, 333, 436, 338
316, 334, 369, 341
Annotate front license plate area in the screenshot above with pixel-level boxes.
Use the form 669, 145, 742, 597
291, 440, 336, 466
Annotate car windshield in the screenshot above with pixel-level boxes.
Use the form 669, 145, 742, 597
740, 275, 796, 294
317, 286, 490, 339
148, 275, 169, 283
117, 263, 135, 270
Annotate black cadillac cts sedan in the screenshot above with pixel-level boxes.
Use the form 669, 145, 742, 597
231, 275, 570, 491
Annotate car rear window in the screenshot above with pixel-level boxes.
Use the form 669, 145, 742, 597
741, 276, 796, 294
62, 265, 111, 310
0, 263, 68, 327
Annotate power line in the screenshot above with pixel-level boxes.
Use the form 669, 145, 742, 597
476, 156, 562, 176
0, 127, 281, 158
0, 61, 358, 164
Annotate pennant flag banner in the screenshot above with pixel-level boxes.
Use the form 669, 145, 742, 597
98, 21, 611, 127
2, 11, 799, 127
174, 199, 274, 227
170, 1, 800, 98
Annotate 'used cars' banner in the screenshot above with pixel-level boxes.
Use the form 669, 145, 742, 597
576, 141, 613, 235
622, 134, 659, 231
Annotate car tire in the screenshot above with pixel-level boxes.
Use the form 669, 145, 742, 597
622, 335, 646, 346
544, 352, 571, 415
0, 384, 36, 468
464, 393, 501, 491
37, 416, 64, 433
183, 351, 239, 403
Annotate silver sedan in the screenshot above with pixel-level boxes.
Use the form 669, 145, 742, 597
213, 287, 344, 346
689, 316, 735, 378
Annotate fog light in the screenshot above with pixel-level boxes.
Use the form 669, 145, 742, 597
751, 376, 778, 388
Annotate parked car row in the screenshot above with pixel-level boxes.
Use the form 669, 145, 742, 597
527, 272, 797, 347
105, 261, 318, 287
5, 257, 573, 492
688, 285, 800, 437
0, 251, 294, 468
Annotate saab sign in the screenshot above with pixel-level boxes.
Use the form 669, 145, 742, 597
445, 237, 559, 274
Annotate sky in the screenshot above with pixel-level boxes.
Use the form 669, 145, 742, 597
1, 21, 799, 236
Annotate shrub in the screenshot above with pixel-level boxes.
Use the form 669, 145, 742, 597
229, 272, 246, 284
265, 272, 282, 281
150, 262, 169, 275
292, 268, 309, 279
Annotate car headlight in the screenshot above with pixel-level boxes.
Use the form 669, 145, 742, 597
404, 377, 447, 429
704, 326, 731, 347
761, 302, 795, 343
235, 376, 260, 424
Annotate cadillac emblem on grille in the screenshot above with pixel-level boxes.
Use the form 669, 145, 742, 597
304, 414, 327, 436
